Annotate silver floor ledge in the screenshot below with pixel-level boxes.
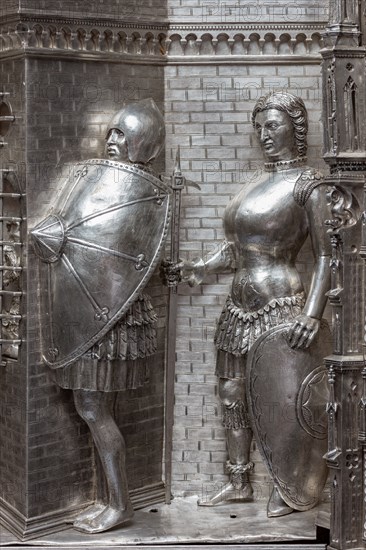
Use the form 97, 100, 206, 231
0, 496, 329, 549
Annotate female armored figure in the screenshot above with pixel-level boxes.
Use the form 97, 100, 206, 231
32, 99, 166, 534
174, 92, 332, 516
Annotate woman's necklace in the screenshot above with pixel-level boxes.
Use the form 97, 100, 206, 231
264, 156, 307, 172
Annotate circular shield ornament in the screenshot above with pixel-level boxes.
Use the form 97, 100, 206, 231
296, 365, 329, 440
31, 159, 171, 369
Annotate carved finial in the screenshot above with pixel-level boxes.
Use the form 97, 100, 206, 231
327, 365, 338, 414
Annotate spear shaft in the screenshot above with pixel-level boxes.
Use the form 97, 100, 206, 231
164, 149, 185, 504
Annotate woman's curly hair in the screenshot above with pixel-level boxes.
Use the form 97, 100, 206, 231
251, 91, 308, 157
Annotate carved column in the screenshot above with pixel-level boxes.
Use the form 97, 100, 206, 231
321, 0, 366, 548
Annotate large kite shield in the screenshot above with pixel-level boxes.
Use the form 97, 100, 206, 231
31, 159, 170, 369
246, 321, 332, 511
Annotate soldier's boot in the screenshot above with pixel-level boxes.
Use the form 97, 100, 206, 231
267, 486, 294, 517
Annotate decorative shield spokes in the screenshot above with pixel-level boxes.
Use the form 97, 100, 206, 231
31, 159, 170, 369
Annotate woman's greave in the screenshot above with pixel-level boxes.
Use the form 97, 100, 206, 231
222, 399, 251, 430
219, 378, 253, 488
223, 400, 253, 489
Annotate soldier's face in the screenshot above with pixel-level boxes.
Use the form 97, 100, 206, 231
105, 128, 129, 162
254, 109, 297, 162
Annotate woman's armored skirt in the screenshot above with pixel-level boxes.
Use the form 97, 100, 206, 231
215, 293, 305, 379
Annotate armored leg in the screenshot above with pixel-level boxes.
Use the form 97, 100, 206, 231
198, 377, 254, 506
72, 390, 134, 533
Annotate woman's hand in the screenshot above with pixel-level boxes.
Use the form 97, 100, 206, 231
160, 259, 204, 287
287, 314, 320, 349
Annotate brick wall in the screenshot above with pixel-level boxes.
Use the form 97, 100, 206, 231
17, 0, 168, 22
167, 0, 328, 24
164, 1, 329, 498
0, 1, 18, 17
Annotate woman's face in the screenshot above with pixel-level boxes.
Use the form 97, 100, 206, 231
105, 128, 129, 162
254, 109, 297, 162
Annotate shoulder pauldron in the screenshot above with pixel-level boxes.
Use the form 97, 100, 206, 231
293, 168, 324, 207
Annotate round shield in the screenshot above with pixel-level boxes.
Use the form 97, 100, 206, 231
246, 320, 332, 511
31, 159, 170, 369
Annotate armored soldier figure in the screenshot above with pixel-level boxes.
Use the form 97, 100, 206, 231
31, 99, 169, 533
166, 92, 332, 516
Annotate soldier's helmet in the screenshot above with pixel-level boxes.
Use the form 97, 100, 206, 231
106, 98, 165, 164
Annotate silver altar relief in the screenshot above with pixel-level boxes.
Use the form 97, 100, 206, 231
2, 0, 366, 545
163, 91, 333, 517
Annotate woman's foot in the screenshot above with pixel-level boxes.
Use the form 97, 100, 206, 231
267, 486, 294, 517
73, 504, 134, 534
198, 481, 253, 506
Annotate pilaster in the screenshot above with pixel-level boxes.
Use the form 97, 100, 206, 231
321, 1, 366, 548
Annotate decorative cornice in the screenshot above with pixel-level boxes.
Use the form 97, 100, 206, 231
0, 16, 326, 62
169, 22, 328, 32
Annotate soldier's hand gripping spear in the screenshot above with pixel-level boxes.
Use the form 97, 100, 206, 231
160, 148, 199, 504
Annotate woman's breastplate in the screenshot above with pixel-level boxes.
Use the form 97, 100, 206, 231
224, 170, 308, 310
